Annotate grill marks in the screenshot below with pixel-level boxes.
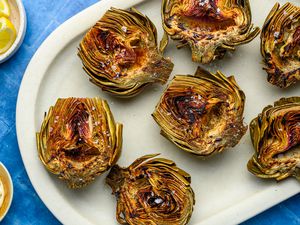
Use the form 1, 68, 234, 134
63, 146, 100, 162
173, 95, 207, 124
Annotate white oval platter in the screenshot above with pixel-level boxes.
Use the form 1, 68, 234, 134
16, 0, 299, 225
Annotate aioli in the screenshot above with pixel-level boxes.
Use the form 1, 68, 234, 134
0, 179, 4, 209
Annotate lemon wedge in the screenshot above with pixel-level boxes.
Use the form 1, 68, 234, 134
0, 17, 16, 54
0, 0, 10, 18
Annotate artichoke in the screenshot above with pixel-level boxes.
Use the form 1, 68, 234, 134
160, 0, 260, 64
36, 98, 122, 188
248, 97, 300, 181
78, 8, 174, 97
153, 67, 247, 156
106, 154, 195, 225
261, 3, 300, 88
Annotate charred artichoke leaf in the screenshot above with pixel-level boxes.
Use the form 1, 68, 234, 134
78, 8, 174, 97
152, 67, 247, 157
36, 97, 123, 188
106, 154, 195, 225
161, 0, 260, 63
248, 97, 300, 181
261, 3, 300, 88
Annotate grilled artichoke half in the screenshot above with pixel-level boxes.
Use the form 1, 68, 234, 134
106, 154, 195, 225
153, 67, 247, 156
248, 97, 300, 181
36, 98, 123, 188
160, 0, 260, 64
261, 3, 300, 88
78, 8, 174, 97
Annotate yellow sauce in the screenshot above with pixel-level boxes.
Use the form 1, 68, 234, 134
0, 165, 12, 219
0, 179, 3, 209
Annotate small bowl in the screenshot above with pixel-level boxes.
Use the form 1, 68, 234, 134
0, 163, 13, 221
0, 0, 26, 64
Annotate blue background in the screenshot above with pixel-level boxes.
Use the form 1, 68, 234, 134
0, 0, 299, 224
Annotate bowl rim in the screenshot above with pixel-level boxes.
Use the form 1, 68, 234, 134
0, 162, 13, 221
0, 0, 27, 64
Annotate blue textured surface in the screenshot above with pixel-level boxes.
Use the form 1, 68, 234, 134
0, 0, 299, 224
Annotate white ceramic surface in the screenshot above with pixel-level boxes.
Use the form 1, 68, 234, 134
0, 0, 26, 63
16, 0, 300, 225
0, 163, 13, 221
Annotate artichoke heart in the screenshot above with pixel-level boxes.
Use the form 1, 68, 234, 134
36, 98, 123, 189
106, 154, 195, 225
261, 3, 300, 88
153, 67, 247, 156
78, 8, 174, 97
248, 97, 300, 181
160, 0, 260, 64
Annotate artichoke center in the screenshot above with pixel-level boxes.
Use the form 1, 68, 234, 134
69, 106, 92, 138
279, 25, 300, 60
62, 105, 100, 161
63, 145, 100, 162
96, 29, 152, 80
272, 114, 300, 161
173, 95, 207, 124
175, 0, 239, 32
147, 195, 165, 207
142, 190, 176, 212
